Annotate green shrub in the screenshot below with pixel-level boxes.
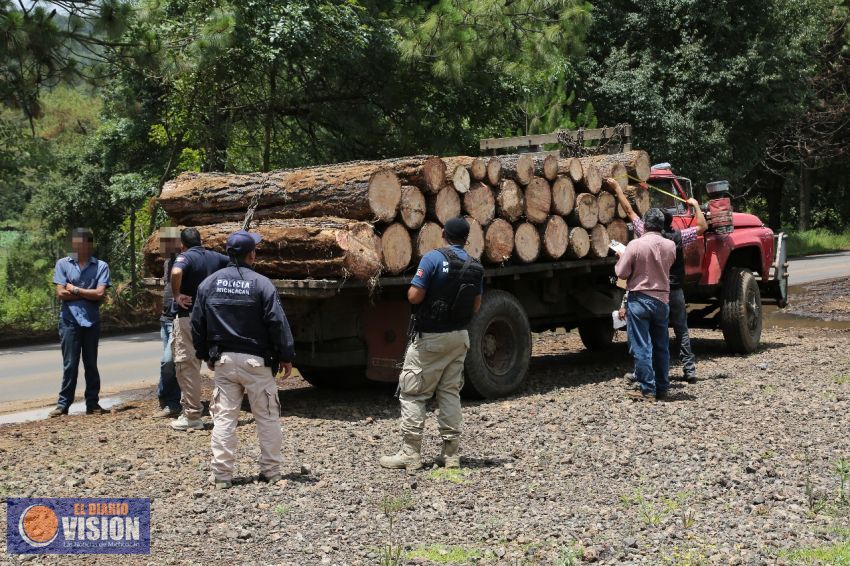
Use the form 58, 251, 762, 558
0, 286, 56, 332
786, 229, 850, 257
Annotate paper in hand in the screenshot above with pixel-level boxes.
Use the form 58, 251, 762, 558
609, 240, 626, 255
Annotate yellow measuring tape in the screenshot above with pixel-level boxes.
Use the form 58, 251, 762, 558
613, 172, 690, 205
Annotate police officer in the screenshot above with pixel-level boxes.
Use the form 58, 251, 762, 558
191, 230, 294, 490
169, 227, 230, 431
380, 217, 484, 470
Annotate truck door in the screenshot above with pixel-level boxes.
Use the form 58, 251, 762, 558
668, 178, 705, 285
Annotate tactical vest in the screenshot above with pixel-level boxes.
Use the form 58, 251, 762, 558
414, 248, 484, 333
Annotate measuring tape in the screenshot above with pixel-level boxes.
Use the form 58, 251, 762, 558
612, 172, 690, 204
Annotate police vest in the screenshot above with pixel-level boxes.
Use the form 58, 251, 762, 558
414, 248, 484, 333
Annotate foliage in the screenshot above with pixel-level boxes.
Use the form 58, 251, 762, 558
406, 545, 482, 564
786, 229, 850, 257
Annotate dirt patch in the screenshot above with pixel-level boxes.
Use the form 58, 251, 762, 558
786, 277, 850, 321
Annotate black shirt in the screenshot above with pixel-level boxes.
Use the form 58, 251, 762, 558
663, 230, 686, 290
171, 246, 230, 316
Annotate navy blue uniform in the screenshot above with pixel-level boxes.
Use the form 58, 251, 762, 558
191, 265, 295, 364
172, 246, 230, 316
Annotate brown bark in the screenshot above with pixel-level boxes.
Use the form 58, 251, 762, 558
578, 162, 602, 194
597, 191, 617, 225
523, 177, 552, 224
500, 154, 535, 186
551, 176, 576, 216
568, 193, 599, 229
470, 157, 487, 181
565, 226, 590, 259
539, 154, 560, 181
416, 222, 444, 258
626, 185, 650, 217
399, 185, 426, 230
463, 181, 496, 226
539, 215, 569, 260
513, 222, 541, 264
380, 223, 413, 275
395, 156, 446, 195
483, 218, 514, 264
426, 185, 462, 225
486, 157, 503, 186
606, 218, 629, 246
563, 157, 583, 183
496, 179, 524, 222
588, 224, 611, 259
581, 150, 651, 185
465, 216, 485, 259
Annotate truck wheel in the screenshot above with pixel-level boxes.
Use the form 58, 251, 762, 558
463, 290, 531, 399
720, 267, 763, 354
578, 318, 615, 351
298, 366, 370, 389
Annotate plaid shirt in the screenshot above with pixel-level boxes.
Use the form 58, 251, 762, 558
632, 218, 698, 246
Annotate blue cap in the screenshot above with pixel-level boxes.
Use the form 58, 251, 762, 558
226, 230, 262, 255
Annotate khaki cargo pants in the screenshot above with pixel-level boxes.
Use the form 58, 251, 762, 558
399, 330, 470, 441
171, 315, 204, 420
210, 352, 283, 481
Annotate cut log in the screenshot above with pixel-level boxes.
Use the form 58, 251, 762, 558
486, 157, 503, 186
606, 218, 629, 245
580, 155, 629, 190
588, 224, 611, 259
551, 176, 576, 216
395, 156, 446, 195
568, 193, 599, 229
597, 191, 617, 225
539, 154, 560, 181
381, 223, 413, 275
463, 182, 496, 226
539, 215, 569, 260
626, 185, 651, 217
470, 157, 487, 181
426, 185, 462, 225
577, 162, 602, 194
399, 185, 426, 230
483, 218, 514, 264
565, 226, 590, 259
581, 150, 652, 184
564, 157, 583, 183
514, 222, 541, 264
496, 179, 524, 222
501, 154, 535, 186
443, 156, 474, 193
415, 222, 444, 258
523, 177, 552, 224
464, 216, 485, 259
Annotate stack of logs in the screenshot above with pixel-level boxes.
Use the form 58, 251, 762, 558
144, 151, 652, 280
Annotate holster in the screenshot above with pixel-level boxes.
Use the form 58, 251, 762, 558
264, 353, 280, 377
208, 344, 221, 369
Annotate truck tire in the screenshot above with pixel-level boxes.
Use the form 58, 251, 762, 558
720, 267, 763, 354
463, 290, 531, 399
578, 318, 615, 351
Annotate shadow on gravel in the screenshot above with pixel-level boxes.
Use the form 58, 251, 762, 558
277, 385, 398, 423
456, 456, 513, 469
688, 338, 789, 357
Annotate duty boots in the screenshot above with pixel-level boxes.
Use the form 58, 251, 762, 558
379, 435, 423, 470
436, 439, 460, 469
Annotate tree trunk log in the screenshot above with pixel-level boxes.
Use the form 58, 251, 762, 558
470, 157, 487, 181
465, 216, 485, 259
399, 185, 426, 230
551, 176, 576, 216
463, 181, 496, 226
568, 193, 599, 229
443, 156, 474, 193
577, 162, 602, 194
565, 226, 590, 259
394, 156, 446, 195
524, 177, 552, 224
416, 222, 444, 258
483, 218, 514, 264
496, 179, 524, 222
580, 150, 651, 185
426, 185, 461, 225
380, 223, 413, 275
514, 222, 541, 264
563, 157, 583, 183
597, 191, 617, 224
588, 224, 611, 259
539, 215, 569, 260
538, 154, 560, 181
606, 218, 629, 246
626, 185, 650, 217
486, 157, 503, 186
500, 154, 535, 186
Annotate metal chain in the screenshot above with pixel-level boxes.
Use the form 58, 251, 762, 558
241, 176, 268, 231
557, 123, 627, 157
558, 127, 589, 157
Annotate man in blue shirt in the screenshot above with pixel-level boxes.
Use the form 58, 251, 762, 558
380, 217, 484, 471
49, 228, 111, 417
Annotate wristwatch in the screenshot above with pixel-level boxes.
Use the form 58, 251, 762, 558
72, 286, 80, 295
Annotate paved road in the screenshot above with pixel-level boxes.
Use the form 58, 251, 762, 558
788, 251, 850, 286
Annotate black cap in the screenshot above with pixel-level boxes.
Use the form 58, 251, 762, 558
443, 217, 470, 243
644, 208, 666, 232
225, 230, 262, 255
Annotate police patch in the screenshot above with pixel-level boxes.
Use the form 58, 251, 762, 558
416, 268, 424, 278
175, 256, 185, 263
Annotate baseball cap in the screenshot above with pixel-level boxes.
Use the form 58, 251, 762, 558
226, 230, 262, 255
444, 217, 470, 242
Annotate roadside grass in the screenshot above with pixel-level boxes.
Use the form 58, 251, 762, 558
428, 468, 470, 484
779, 540, 850, 564
274, 504, 291, 516
834, 374, 850, 386
406, 545, 481, 564
786, 229, 850, 257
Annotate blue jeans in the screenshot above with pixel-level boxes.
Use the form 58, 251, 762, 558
58, 318, 101, 409
627, 292, 670, 395
158, 321, 181, 411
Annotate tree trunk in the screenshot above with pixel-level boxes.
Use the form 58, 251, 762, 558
380, 223, 413, 275
551, 176, 576, 216
588, 224, 611, 258
463, 181, 496, 226
486, 157, 503, 186
399, 185, 426, 230
539, 215, 569, 259
563, 157, 583, 183
568, 193, 599, 229
416, 222, 444, 258
578, 162, 602, 194
597, 191, 617, 224
606, 218, 629, 246
129, 209, 137, 291
513, 222, 541, 264
798, 162, 812, 231
262, 62, 277, 173
443, 156, 474, 193
483, 218, 514, 264
426, 185, 461, 225
523, 177, 552, 224
625, 185, 650, 217
496, 179, 524, 222
538, 154, 560, 181
500, 154, 535, 186
565, 226, 590, 259
465, 216, 485, 259
470, 157, 487, 181
580, 150, 651, 185
766, 171, 783, 232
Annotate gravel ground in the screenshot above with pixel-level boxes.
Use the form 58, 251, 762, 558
2, 325, 850, 565
787, 277, 850, 321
